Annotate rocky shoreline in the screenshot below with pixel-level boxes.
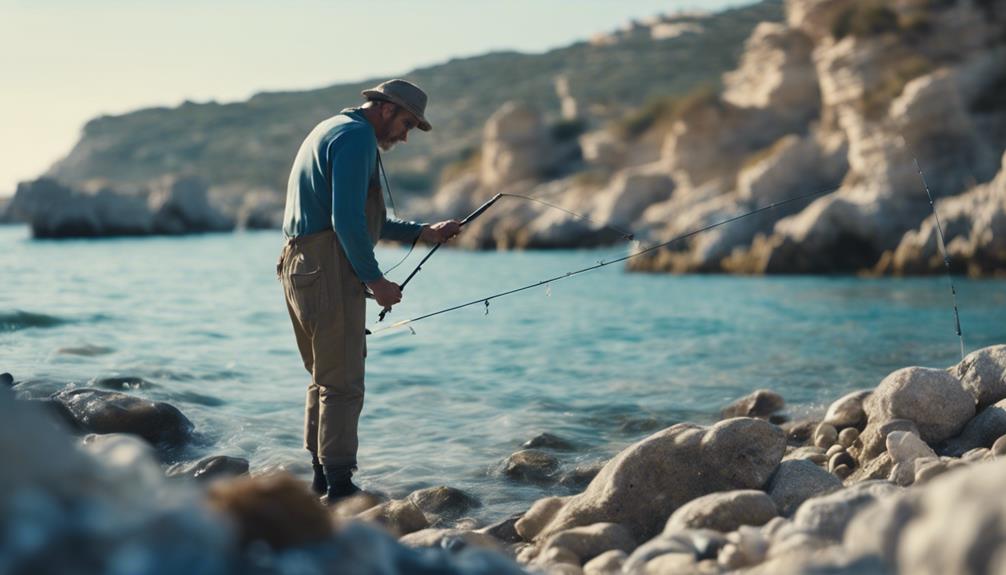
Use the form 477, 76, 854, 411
3, 344, 1006, 573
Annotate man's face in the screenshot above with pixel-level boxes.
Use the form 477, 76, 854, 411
378, 104, 418, 151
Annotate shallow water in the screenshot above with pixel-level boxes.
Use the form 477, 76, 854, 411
2, 225, 1004, 520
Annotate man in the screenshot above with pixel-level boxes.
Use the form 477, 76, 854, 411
277, 79, 460, 502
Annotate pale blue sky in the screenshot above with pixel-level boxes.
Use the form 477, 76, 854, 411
0, 0, 753, 195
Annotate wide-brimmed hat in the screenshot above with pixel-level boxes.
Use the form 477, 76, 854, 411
361, 79, 432, 132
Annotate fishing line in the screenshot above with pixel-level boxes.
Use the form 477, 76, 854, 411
911, 156, 966, 360
370, 186, 837, 335
376, 151, 418, 275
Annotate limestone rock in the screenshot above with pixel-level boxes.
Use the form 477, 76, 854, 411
515, 497, 568, 541
540, 522, 636, 565
534, 418, 786, 542
481, 102, 552, 188
582, 549, 626, 575
823, 390, 872, 430
941, 398, 1006, 457
792, 480, 902, 542
591, 164, 674, 228
951, 345, 1006, 408
53, 388, 194, 448
864, 367, 975, 444
664, 489, 778, 534
720, 389, 785, 420
355, 499, 430, 537
766, 459, 843, 517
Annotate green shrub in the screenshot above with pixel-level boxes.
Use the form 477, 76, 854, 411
611, 84, 720, 140
860, 56, 934, 119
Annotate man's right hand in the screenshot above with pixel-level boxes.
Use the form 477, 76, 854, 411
366, 277, 402, 308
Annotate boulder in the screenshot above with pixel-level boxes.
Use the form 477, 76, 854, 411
823, 390, 872, 430
765, 459, 843, 517
534, 418, 786, 542
941, 398, 1006, 457
864, 367, 975, 444
406, 486, 481, 523
792, 480, 902, 542
720, 389, 785, 420
664, 490, 778, 534
355, 499, 430, 537
951, 345, 1006, 408
582, 549, 626, 575
540, 522, 636, 565
147, 175, 232, 234
501, 449, 560, 483
53, 388, 194, 448
166, 455, 249, 482
515, 496, 568, 542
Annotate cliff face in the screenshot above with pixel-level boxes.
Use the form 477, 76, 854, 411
26, 1, 781, 219
426, 0, 1005, 275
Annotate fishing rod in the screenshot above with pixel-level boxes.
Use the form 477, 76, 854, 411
370, 186, 836, 335
377, 193, 635, 322
912, 156, 965, 360
378, 193, 503, 321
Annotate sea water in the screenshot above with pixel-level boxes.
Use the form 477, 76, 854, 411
2, 225, 1004, 520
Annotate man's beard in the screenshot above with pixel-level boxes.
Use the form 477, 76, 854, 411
378, 139, 398, 152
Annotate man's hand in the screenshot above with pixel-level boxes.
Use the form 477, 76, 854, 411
366, 277, 402, 308
421, 220, 461, 243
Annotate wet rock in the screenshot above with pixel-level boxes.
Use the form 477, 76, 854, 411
206, 473, 332, 549
582, 549, 626, 575
329, 491, 385, 519
0, 373, 13, 387
407, 486, 481, 523
522, 432, 575, 451
515, 496, 568, 541
720, 389, 785, 419
941, 398, 1006, 457
557, 460, 605, 489
356, 499, 430, 537
766, 459, 843, 517
664, 489, 778, 534
950, 345, 1006, 408
478, 512, 523, 544
823, 390, 872, 430
501, 449, 560, 483
53, 388, 194, 448
90, 376, 156, 391
864, 367, 975, 444
812, 423, 838, 448
791, 480, 901, 542
534, 418, 786, 542
540, 522, 636, 565
166, 455, 249, 482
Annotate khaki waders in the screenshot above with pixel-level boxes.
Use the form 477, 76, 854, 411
277, 175, 386, 468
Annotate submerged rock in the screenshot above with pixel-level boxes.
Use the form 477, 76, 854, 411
166, 455, 250, 482
522, 432, 576, 451
501, 449, 560, 483
407, 486, 481, 524
720, 389, 785, 420
53, 388, 194, 448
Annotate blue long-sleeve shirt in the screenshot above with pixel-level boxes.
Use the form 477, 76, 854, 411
282, 108, 424, 282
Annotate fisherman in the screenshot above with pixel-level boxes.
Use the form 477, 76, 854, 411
277, 79, 460, 503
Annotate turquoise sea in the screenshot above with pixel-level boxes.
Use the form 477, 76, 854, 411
2, 225, 1004, 520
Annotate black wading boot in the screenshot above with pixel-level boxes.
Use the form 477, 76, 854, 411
310, 455, 327, 496
322, 464, 360, 504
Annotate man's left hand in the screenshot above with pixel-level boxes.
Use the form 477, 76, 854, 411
421, 220, 461, 243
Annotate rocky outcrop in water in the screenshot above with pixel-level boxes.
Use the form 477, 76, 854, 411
8, 175, 233, 238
